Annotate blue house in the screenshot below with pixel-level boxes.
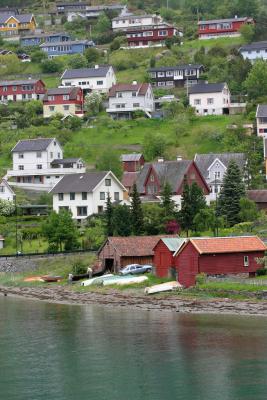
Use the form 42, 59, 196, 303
40, 39, 95, 58
20, 32, 72, 47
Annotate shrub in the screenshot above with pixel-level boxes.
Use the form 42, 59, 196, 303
256, 268, 267, 276
72, 261, 87, 275
196, 273, 207, 285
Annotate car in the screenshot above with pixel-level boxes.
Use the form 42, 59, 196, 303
119, 264, 152, 276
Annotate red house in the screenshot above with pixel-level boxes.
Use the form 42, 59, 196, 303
153, 237, 186, 278
43, 87, 84, 118
174, 236, 266, 287
135, 159, 210, 205
198, 17, 254, 39
121, 153, 145, 192
126, 23, 180, 48
0, 79, 46, 102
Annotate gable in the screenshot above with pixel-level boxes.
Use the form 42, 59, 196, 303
207, 158, 226, 174
5, 16, 19, 24
177, 162, 210, 195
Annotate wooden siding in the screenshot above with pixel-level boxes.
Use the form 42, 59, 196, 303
177, 163, 210, 195
175, 241, 199, 287
0, 80, 46, 96
153, 240, 175, 278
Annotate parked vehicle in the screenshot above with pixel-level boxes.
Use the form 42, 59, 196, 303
119, 264, 152, 275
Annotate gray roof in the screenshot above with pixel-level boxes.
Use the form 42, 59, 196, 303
0, 79, 40, 86
198, 17, 250, 25
12, 138, 55, 153
43, 87, 80, 100
135, 160, 192, 194
149, 64, 203, 72
256, 104, 267, 118
50, 172, 108, 194
240, 41, 267, 52
0, 14, 34, 23
22, 32, 70, 40
61, 65, 111, 79
161, 238, 186, 252
121, 153, 143, 162
189, 82, 226, 94
113, 13, 159, 21
194, 153, 246, 179
40, 39, 93, 47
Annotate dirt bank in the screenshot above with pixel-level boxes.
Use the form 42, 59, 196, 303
1, 285, 267, 316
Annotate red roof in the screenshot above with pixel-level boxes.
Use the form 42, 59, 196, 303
247, 190, 267, 203
100, 235, 176, 257
190, 236, 266, 255
109, 83, 150, 97
122, 172, 138, 188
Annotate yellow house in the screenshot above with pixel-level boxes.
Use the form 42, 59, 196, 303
0, 14, 36, 37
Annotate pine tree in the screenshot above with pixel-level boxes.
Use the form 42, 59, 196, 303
104, 192, 113, 236
179, 180, 206, 236
218, 160, 245, 227
131, 183, 144, 235
161, 182, 176, 218
113, 205, 132, 236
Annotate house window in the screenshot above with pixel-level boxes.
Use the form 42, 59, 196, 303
132, 92, 137, 97
63, 105, 69, 111
13, 86, 17, 91
19, 165, 24, 170
63, 95, 69, 100
150, 175, 154, 182
244, 256, 249, 267
105, 178, 111, 186
194, 99, 201, 105
114, 192, 119, 201
207, 98, 214, 104
36, 152, 42, 158
37, 165, 42, 169
77, 206, 87, 216
0, 186, 4, 193
3, 87, 7, 92
158, 30, 167, 36
50, 152, 53, 158
49, 106, 55, 111
82, 192, 87, 200
58, 193, 64, 201
97, 81, 103, 85
150, 72, 156, 78
70, 192, 75, 200
48, 95, 55, 101
100, 192, 105, 200
133, 103, 140, 107
98, 206, 104, 213
18, 153, 24, 159
117, 92, 123, 98
214, 171, 221, 179
157, 71, 165, 77
166, 71, 174, 77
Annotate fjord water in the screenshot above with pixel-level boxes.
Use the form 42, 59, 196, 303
1, 298, 267, 400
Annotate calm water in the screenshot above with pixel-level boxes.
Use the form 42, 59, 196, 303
1, 298, 267, 400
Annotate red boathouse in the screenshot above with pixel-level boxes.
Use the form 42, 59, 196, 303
153, 237, 186, 278
174, 236, 266, 287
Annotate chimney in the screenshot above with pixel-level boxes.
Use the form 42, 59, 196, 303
158, 157, 164, 163
95, 65, 99, 69
177, 155, 182, 161
235, 15, 238, 19
132, 80, 137, 85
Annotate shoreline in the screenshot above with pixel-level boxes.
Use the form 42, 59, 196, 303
1, 285, 267, 316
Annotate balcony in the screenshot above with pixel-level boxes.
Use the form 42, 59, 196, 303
5, 166, 86, 178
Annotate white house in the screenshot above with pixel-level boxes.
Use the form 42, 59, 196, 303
256, 104, 267, 137
107, 82, 155, 119
112, 13, 163, 32
0, 179, 15, 202
50, 171, 127, 221
5, 138, 85, 191
67, 4, 127, 22
189, 82, 231, 115
240, 41, 267, 62
60, 65, 116, 94
194, 153, 247, 202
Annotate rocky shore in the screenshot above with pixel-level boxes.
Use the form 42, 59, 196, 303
1, 285, 267, 316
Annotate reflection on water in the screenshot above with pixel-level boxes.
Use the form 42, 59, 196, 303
1, 297, 267, 400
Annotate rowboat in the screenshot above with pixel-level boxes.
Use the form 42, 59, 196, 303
81, 274, 114, 287
41, 276, 63, 283
144, 281, 182, 295
102, 275, 148, 286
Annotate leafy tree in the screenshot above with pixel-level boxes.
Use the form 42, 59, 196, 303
85, 217, 105, 249
239, 197, 259, 222
131, 183, 144, 235
161, 182, 176, 218
96, 150, 122, 178
30, 50, 47, 63
84, 92, 102, 115
95, 12, 111, 34
150, 56, 156, 68
84, 47, 101, 65
104, 192, 113, 236
41, 58, 63, 73
239, 24, 255, 43
179, 181, 206, 235
143, 132, 167, 161
42, 209, 79, 252
67, 54, 88, 69
244, 60, 267, 99
194, 206, 224, 236
63, 116, 82, 131
143, 203, 165, 234
112, 204, 131, 236
218, 161, 245, 227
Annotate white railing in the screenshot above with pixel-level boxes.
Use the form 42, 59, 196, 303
6, 167, 86, 177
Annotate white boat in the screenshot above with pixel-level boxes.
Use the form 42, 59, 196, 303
81, 274, 114, 287
144, 281, 182, 295
102, 275, 148, 286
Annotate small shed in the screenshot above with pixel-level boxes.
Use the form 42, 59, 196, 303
98, 235, 174, 273
153, 237, 186, 278
247, 190, 267, 211
174, 236, 266, 287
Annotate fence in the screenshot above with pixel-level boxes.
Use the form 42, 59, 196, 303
0, 249, 97, 260
207, 276, 267, 287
